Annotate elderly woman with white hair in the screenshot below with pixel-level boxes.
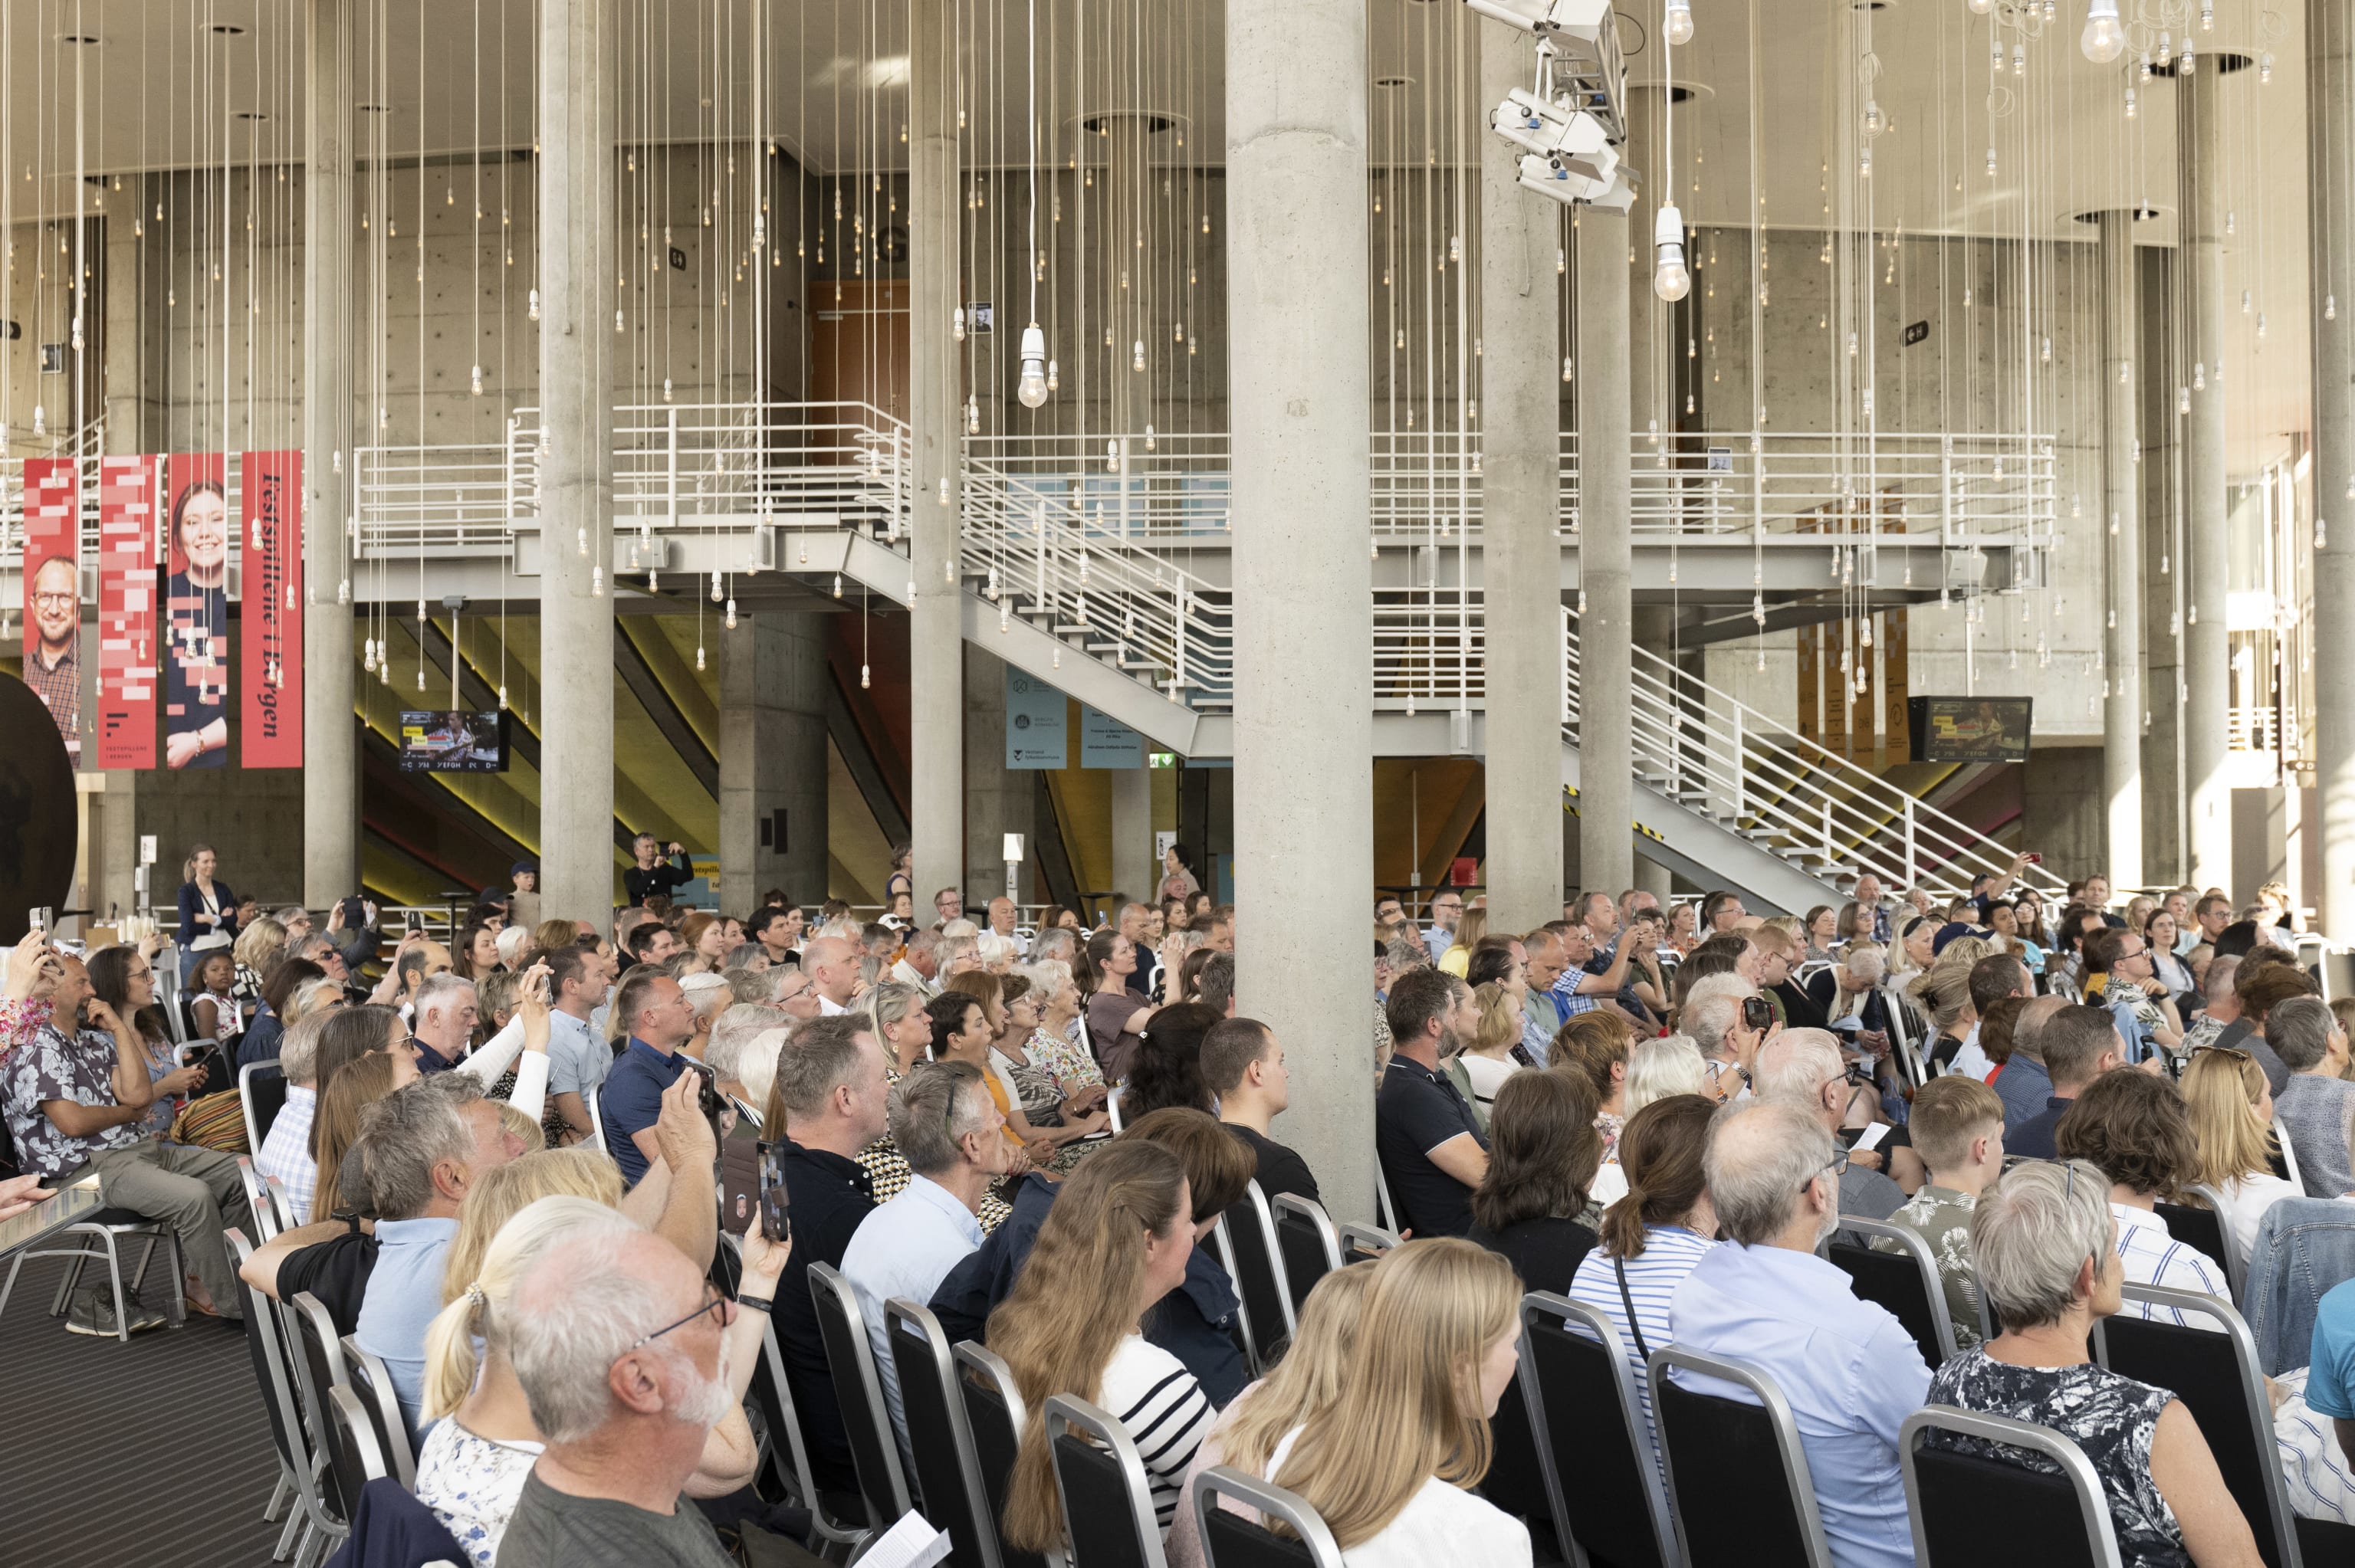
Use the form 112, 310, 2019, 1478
1623, 1034, 1711, 1117
1923, 1160, 2264, 1568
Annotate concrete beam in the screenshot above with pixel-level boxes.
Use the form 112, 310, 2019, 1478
2311, 0, 2355, 937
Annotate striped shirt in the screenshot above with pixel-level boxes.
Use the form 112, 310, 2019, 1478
2110, 1203, 2229, 1329
1566, 1225, 1719, 1477
1099, 1335, 1215, 1537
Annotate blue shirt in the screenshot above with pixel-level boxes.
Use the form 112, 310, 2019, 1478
1670, 1242, 1930, 1568
354, 1215, 460, 1445
543, 1009, 609, 1105
1992, 1052, 2054, 1130
839, 1175, 985, 1443
1423, 924, 1454, 963
2309, 1278, 2355, 1420
599, 1036, 688, 1186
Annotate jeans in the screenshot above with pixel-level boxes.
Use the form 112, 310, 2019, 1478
2242, 1196, 2355, 1376
87, 1139, 255, 1317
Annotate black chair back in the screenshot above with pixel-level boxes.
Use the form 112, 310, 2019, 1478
1649, 1346, 1832, 1568
2094, 1284, 2299, 1568
340, 1334, 416, 1489
1269, 1195, 1341, 1317
2298, 1516, 2355, 1563
1044, 1395, 1168, 1568
241, 1059, 290, 1151
1479, 1372, 1555, 1543
956, 1343, 1053, 1568
1188, 1465, 1345, 1568
1825, 1218, 1956, 1369
805, 1262, 911, 1529
746, 1312, 872, 1555
325, 1385, 389, 1493
2157, 1186, 2242, 1298
1522, 1294, 1675, 1568
886, 1300, 1002, 1568
1900, 1406, 2123, 1568
1216, 1182, 1294, 1370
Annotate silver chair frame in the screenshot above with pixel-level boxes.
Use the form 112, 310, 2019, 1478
339, 1333, 417, 1488
0, 1198, 182, 1343
1822, 1214, 1962, 1363
1899, 1406, 2123, 1568
227, 1229, 345, 1568
1337, 1219, 1403, 1258
238, 1155, 281, 1245
1520, 1291, 1680, 1568
2272, 1117, 2307, 1193
324, 1385, 390, 1485
885, 1296, 1004, 1568
2091, 1282, 2304, 1568
1186, 1465, 1347, 1568
806, 1261, 912, 1523
1042, 1393, 1171, 1568
955, 1340, 1069, 1568
751, 1307, 874, 1556
1210, 1179, 1296, 1378
2170, 1183, 2247, 1301
1647, 1344, 1833, 1568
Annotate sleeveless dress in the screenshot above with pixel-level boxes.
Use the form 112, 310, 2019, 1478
1923, 1348, 2187, 1568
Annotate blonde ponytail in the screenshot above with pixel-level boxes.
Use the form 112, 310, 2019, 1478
421, 1183, 624, 1422
421, 1282, 491, 1422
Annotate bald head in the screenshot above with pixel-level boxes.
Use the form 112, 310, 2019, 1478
2011, 994, 2069, 1064
802, 935, 858, 1005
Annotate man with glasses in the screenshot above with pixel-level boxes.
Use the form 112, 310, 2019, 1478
26, 555, 81, 766
1754, 1028, 1906, 1222
2082, 927, 2185, 1062
1422, 889, 1464, 964
766, 963, 823, 1022
499, 1204, 760, 1568
1670, 1101, 1930, 1568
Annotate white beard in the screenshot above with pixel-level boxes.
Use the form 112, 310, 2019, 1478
666, 1340, 734, 1429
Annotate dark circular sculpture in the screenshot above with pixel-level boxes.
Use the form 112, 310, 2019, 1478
0, 674, 77, 943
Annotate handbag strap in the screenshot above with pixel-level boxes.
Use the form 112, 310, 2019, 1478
1614, 1254, 1652, 1363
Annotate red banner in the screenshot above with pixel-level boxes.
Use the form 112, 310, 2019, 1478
20, 458, 81, 768
94, 456, 159, 769
239, 451, 303, 767
163, 454, 230, 769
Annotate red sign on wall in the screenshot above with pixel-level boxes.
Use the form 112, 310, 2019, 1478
20, 458, 81, 768
239, 451, 303, 767
95, 456, 159, 769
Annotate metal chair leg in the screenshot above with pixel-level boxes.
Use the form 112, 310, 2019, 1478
264, 1465, 292, 1522
99, 1232, 132, 1343
0, 1248, 29, 1321
50, 1243, 90, 1315
272, 1491, 304, 1561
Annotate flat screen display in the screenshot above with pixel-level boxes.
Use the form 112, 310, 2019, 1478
398, 710, 510, 773
1909, 697, 2031, 764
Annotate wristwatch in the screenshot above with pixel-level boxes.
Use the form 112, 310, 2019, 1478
736, 1294, 774, 1315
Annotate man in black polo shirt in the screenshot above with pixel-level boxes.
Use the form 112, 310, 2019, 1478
767, 1014, 892, 1494
1376, 969, 1488, 1237
1201, 1017, 1319, 1204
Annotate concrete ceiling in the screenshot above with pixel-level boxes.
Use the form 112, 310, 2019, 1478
0, 0, 2316, 469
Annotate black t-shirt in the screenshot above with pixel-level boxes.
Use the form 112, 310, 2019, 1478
1374, 1056, 1488, 1239
278, 1223, 379, 1336
771, 1139, 875, 1491
1467, 1216, 1598, 1297
1771, 979, 1829, 1032
1223, 1123, 1320, 1206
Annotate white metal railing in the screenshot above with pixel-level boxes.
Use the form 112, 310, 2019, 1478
2228, 704, 2281, 754
1564, 606, 2067, 902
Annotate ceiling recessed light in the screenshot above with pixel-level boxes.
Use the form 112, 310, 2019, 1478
208, 23, 247, 36
60, 34, 100, 46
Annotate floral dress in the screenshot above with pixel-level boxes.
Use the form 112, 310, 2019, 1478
1923, 1350, 2187, 1568
1025, 1023, 1105, 1099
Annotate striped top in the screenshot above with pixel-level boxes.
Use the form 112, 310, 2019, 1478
2110, 1204, 2229, 1330
1565, 1225, 1719, 1476
1099, 1334, 1217, 1537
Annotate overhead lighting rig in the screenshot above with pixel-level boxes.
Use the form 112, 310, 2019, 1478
1470, 1, 1634, 210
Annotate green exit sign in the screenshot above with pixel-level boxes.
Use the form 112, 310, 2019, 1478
1149, 751, 1177, 769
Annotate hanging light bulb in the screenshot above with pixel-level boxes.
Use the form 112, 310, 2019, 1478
2260, 52, 2274, 84
938, 477, 952, 507
1664, 0, 1694, 45
2179, 385, 2192, 414
469, 363, 484, 396
1561, 356, 1574, 383
1650, 204, 1690, 302
2329, 295, 2339, 321
591, 567, 604, 597
965, 395, 980, 436
1132, 340, 1147, 372
1017, 323, 1049, 408
2158, 31, 2173, 67
527, 287, 540, 321
31, 405, 44, 436
2179, 37, 2195, 73
2124, 86, 2137, 119
695, 645, 706, 673
953, 306, 967, 342
1968, 0, 1992, 11
1046, 360, 1059, 392
2193, 362, 2206, 391
2081, 0, 2125, 63
2199, 0, 2213, 29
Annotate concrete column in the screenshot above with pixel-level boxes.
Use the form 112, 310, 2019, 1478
537, 0, 617, 920
1480, 19, 1565, 933
1111, 766, 1155, 911
2311, 1, 2355, 939
1576, 212, 1635, 897
718, 614, 828, 914
1228, 0, 1375, 1219
302, 0, 359, 907
2097, 212, 2144, 887
909, 0, 965, 906
962, 645, 1026, 905
2178, 66, 2232, 892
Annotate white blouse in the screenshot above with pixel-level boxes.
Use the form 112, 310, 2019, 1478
1266, 1427, 1532, 1568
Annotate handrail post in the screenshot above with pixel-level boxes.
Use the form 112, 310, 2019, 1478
666, 405, 680, 530
1903, 798, 1917, 887
1733, 707, 1746, 822
1176, 584, 1189, 694
1118, 438, 1131, 541
1822, 799, 1834, 864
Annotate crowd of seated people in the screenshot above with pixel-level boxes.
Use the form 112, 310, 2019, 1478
9, 860, 2355, 1568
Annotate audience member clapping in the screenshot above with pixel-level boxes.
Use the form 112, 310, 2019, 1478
1925, 1160, 2264, 1568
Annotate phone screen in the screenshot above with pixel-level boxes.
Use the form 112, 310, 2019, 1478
1742, 996, 1774, 1032
757, 1140, 790, 1244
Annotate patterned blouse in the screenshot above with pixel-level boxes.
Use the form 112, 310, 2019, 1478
1924, 1349, 2187, 1568
0, 996, 52, 1069
1025, 1022, 1104, 1099
412, 1418, 544, 1568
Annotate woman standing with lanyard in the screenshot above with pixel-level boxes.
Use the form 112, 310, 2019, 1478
176, 844, 239, 955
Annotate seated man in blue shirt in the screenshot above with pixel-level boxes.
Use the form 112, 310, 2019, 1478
599, 971, 699, 1186
1670, 1101, 1930, 1568
2311, 1278, 2355, 1478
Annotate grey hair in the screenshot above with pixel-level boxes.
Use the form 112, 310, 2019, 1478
2202, 954, 2241, 1003
1680, 973, 1757, 1061
904, 928, 944, 963
278, 1009, 331, 1085
888, 1061, 993, 1176
495, 925, 534, 967
1030, 927, 1078, 963
1752, 1028, 1844, 1107
1624, 1035, 1710, 1114
736, 1026, 792, 1116
1972, 1159, 2114, 1333
412, 971, 478, 1028
679, 972, 733, 1022
356, 1074, 484, 1221
940, 933, 979, 962
505, 1207, 672, 1444
1841, 943, 1887, 986
862, 979, 925, 1036
2269, 996, 2336, 1071
1018, 959, 1072, 1005
290, 976, 343, 1024
727, 969, 772, 1006
1705, 1101, 1834, 1246
705, 1003, 780, 1082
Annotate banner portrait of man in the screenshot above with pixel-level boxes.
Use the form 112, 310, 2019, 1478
163, 456, 231, 769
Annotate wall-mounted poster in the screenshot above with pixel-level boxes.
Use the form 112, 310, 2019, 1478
1908, 697, 2033, 764
95, 457, 159, 769
239, 451, 302, 767
163, 454, 230, 769
19, 458, 80, 768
